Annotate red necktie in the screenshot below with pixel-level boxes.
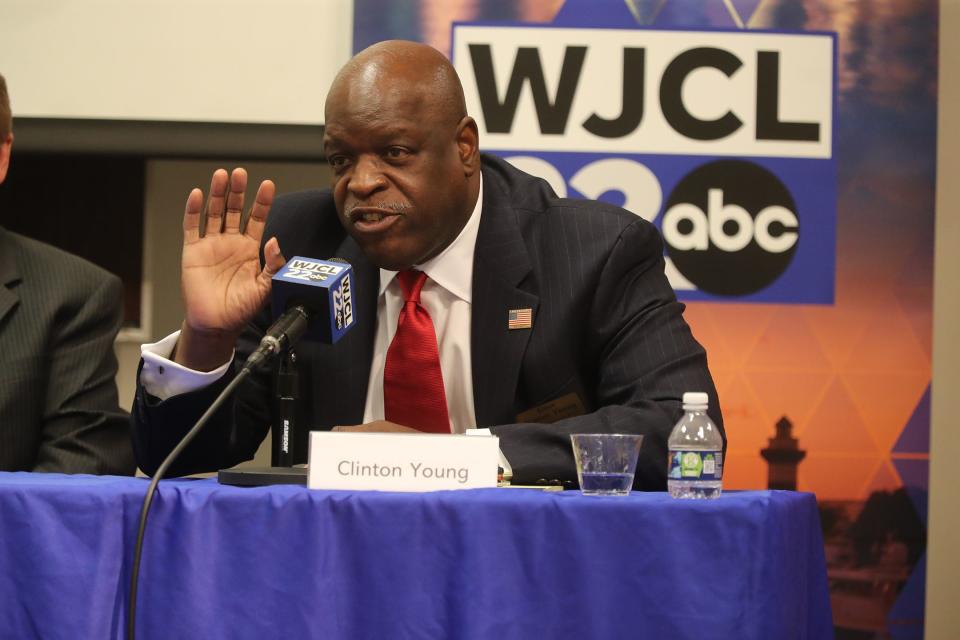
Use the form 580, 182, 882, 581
383, 270, 451, 433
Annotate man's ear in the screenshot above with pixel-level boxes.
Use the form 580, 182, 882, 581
0, 133, 13, 184
455, 117, 480, 177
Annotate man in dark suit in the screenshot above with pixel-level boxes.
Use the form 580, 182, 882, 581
0, 73, 134, 474
131, 41, 722, 489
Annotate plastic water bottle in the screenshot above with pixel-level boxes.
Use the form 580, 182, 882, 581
667, 392, 723, 499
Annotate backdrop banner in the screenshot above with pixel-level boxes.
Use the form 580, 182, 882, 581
355, 1, 936, 637
451, 21, 836, 303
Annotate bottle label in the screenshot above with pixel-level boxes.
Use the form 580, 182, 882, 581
668, 450, 723, 480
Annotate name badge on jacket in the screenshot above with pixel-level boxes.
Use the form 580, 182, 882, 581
516, 392, 586, 424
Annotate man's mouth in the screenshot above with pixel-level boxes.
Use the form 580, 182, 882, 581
357, 211, 388, 223
348, 206, 402, 233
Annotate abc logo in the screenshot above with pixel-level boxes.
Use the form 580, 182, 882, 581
662, 160, 799, 296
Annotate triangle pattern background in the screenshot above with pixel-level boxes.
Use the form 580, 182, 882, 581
799, 379, 878, 455
654, 0, 741, 28
728, 0, 764, 25
887, 555, 926, 640
681, 305, 735, 367
864, 460, 902, 495
798, 454, 880, 500
801, 305, 871, 369
685, 303, 776, 369
711, 372, 769, 453
893, 386, 931, 454
842, 296, 930, 374
842, 373, 930, 454
892, 233, 935, 362
554, 0, 638, 26
724, 452, 766, 489
744, 309, 834, 372
742, 370, 832, 433
620, 0, 665, 26
891, 459, 929, 523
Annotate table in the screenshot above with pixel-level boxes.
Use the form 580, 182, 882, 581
0, 473, 832, 639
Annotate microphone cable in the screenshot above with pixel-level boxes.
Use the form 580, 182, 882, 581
127, 368, 250, 640
127, 308, 309, 640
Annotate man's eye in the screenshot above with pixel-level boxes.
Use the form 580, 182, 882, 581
386, 147, 409, 159
328, 155, 349, 169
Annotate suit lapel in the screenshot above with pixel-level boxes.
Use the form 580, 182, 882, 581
0, 228, 21, 327
471, 171, 538, 427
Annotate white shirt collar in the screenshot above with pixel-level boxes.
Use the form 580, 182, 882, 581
378, 174, 483, 303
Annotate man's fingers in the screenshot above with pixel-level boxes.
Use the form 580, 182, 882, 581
244, 179, 276, 243
203, 169, 229, 236
262, 237, 287, 279
257, 237, 286, 298
224, 168, 248, 233
183, 188, 204, 244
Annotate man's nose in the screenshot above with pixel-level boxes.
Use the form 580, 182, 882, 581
347, 155, 387, 198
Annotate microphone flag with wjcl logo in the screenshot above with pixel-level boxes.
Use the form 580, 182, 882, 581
271, 257, 355, 343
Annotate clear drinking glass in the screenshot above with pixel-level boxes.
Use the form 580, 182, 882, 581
570, 433, 644, 495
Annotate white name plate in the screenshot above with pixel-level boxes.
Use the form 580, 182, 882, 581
307, 432, 500, 492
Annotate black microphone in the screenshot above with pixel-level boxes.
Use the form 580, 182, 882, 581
242, 256, 356, 371
242, 305, 310, 372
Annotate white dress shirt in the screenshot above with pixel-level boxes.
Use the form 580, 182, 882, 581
140, 177, 484, 434
362, 178, 482, 432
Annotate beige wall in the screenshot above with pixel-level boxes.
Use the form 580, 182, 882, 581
2, 0, 353, 124
926, 1, 960, 637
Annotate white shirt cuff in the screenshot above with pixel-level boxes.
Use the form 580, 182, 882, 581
140, 330, 233, 401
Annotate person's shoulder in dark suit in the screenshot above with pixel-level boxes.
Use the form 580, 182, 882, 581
475, 154, 721, 489
0, 226, 135, 475
480, 152, 663, 275
481, 152, 652, 224
10, 230, 123, 317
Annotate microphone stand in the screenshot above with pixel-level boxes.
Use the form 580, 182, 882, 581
217, 344, 308, 487
273, 348, 298, 467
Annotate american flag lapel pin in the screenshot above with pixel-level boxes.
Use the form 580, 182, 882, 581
508, 308, 533, 330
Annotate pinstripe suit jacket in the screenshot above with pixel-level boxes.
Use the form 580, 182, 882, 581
0, 227, 134, 474
132, 155, 722, 489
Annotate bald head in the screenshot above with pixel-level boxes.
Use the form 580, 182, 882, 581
326, 40, 467, 129
0, 72, 11, 184
322, 40, 482, 271
0, 73, 10, 139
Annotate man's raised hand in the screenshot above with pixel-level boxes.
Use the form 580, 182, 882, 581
175, 168, 286, 370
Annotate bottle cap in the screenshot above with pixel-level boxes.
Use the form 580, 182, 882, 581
682, 392, 709, 408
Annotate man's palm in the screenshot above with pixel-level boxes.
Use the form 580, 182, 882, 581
182, 232, 270, 332
180, 168, 283, 336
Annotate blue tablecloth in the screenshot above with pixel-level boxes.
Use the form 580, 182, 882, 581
0, 473, 832, 639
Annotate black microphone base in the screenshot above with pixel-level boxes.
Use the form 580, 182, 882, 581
217, 466, 307, 487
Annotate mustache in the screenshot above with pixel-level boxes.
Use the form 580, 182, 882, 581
345, 201, 412, 214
